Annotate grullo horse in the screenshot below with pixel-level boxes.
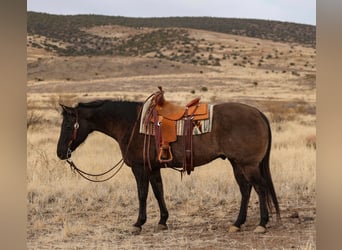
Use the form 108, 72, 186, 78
57, 98, 280, 233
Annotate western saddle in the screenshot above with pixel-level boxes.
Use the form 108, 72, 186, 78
143, 86, 209, 174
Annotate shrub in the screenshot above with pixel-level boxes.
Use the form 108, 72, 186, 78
27, 111, 43, 129
212, 59, 221, 66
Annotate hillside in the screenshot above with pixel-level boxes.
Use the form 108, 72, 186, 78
27, 11, 315, 58
27, 11, 316, 115
27, 12, 316, 92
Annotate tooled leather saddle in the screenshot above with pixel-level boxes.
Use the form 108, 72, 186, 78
143, 86, 209, 174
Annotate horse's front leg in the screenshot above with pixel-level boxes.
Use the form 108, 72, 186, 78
149, 167, 169, 230
131, 165, 149, 233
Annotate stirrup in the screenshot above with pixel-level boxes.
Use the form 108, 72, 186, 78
158, 146, 173, 163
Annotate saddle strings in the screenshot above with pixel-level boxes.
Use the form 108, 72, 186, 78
142, 90, 186, 177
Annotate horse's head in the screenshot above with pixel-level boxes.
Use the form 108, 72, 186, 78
57, 104, 92, 160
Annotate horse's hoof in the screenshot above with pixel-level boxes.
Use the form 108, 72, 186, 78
155, 224, 168, 231
254, 225, 267, 233
228, 225, 240, 233
157, 224, 169, 231
131, 226, 142, 235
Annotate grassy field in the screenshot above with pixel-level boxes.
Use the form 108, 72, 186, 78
27, 94, 316, 249
27, 25, 316, 249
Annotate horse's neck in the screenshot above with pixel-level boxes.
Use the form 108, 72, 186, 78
91, 102, 141, 143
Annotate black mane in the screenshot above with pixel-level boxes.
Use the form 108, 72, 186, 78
77, 100, 106, 108
77, 99, 142, 122
77, 99, 141, 108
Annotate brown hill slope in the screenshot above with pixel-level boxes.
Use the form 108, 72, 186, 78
27, 26, 315, 99
27, 11, 316, 53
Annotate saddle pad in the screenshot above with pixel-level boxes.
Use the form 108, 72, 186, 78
140, 101, 214, 136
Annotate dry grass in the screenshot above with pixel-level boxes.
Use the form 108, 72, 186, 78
27, 99, 315, 249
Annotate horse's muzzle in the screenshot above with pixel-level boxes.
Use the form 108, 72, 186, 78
57, 148, 70, 160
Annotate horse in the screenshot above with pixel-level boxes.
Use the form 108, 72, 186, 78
56, 98, 280, 234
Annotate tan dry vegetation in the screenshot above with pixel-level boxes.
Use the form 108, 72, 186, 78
27, 25, 315, 249
82, 25, 158, 39
27, 97, 316, 249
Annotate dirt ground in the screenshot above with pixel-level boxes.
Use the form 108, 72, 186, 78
28, 195, 315, 249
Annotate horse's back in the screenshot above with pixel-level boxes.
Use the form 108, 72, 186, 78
213, 102, 268, 130
214, 102, 264, 119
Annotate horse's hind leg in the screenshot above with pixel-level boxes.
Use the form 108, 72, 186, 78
229, 162, 252, 232
244, 164, 269, 233
149, 168, 169, 230
253, 180, 269, 233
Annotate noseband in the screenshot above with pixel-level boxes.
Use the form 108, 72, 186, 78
67, 111, 79, 159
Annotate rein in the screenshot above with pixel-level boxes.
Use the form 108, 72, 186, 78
65, 90, 184, 182
66, 158, 124, 183
65, 102, 142, 182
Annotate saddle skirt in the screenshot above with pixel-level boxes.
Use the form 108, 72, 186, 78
139, 98, 214, 136
140, 88, 214, 174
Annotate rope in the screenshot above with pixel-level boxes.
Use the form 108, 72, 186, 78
66, 158, 124, 183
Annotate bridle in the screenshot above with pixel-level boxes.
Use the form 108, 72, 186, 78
64, 109, 131, 182
66, 112, 79, 159
63, 90, 184, 182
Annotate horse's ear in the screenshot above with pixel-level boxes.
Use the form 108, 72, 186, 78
59, 104, 74, 114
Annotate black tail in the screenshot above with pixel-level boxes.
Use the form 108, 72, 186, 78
259, 111, 280, 219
